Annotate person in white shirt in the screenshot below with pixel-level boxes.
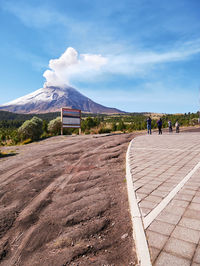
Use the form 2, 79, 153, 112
168, 120, 172, 133
175, 121, 180, 133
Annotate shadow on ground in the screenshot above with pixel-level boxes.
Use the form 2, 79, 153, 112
0, 152, 17, 158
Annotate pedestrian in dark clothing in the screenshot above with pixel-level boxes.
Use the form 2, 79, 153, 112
157, 118, 162, 135
147, 117, 152, 134
168, 120, 173, 133
175, 121, 180, 133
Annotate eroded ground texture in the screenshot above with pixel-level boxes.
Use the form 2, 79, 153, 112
0, 133, 137, 266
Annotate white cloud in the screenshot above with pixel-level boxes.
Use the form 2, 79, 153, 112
106, 38, 200, 75
1, 1, 67, 28
43, 47, 107, 87
43, 39, 200, 88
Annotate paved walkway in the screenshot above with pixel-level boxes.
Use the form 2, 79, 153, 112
127, 133, 200, 266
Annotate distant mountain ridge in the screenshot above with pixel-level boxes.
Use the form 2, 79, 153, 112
0, 86, 124, 114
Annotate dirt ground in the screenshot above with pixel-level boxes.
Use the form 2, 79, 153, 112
0, 133, 138, 266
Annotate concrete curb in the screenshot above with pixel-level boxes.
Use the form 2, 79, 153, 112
126, 139, 152, 266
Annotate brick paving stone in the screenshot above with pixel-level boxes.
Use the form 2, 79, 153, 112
174, 193, 194, 201
184, 185, 199, 193
164, 204, 185, 216
179, 217, 200, 231
155, 251, 190, 266
167, 178, 179, 184
139, 200, 158, 209
193, 245, 200, 264
190, 180, 200, 185
157, 173, 171, 179
136, 186, 154, 194
171, 176, 185, 182
184, 180, 199, 185
155, 186, 172, 192
162, 182, 176, 188
136, 192, 147, 199
169, 199, 189, 208
181, 189, 197, 196
145, 195, 163, 203
151, 190, 168, 197
140, 207, 151, 216
164, 237, 196, 259
149, 246, 160, 263
129, 134, 200, 266
134, 183, 143, 190
188, 203, 200, 211
156, 211, 181, 225
148, 220, 175, 236
146, 230, 168, 250
184, 208, 200, 220
150, 180, 162, 185
134, 178, 148, 183
184, 185, 199, 191
171, 225, 200, 244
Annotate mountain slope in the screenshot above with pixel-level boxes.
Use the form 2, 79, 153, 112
0, 86, 124, 114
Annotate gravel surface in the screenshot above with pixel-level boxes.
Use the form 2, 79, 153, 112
0, 133, 138, 266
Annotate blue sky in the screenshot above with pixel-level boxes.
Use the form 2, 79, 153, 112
0, 0, 200, 113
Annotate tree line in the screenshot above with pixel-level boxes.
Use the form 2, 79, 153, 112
0, 111, 199, 146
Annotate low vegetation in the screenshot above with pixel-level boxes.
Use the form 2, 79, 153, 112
0, 110, 199, 146
18, 116, 43, 141
48, 117, 62, 135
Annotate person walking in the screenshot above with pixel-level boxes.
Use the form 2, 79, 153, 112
147, 117, 152, 135
157, 118, 162, 135
168, 120, 173, 133
175, 120, 180, 133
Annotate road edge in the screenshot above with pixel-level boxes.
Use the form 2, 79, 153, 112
126, 138, 152, 266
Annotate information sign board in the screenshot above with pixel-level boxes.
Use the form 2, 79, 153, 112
61, 108, 81, 134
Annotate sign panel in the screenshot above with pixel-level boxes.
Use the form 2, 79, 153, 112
61, 108, 81, 133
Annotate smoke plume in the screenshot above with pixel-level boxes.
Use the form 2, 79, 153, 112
43, 47, 107, 87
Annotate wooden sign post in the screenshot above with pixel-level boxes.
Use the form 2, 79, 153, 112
61, 108, 81, 135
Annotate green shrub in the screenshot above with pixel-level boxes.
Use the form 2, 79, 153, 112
18, 116, 43, 141
0, 133, 6, 142
117, 120, 126, 131
111, 122, 117, 131
42, 120, 48, 133
81, 117, 100, 132
127, 123, 135, 132
48, 117, 61, 135
98, 127, 111, 134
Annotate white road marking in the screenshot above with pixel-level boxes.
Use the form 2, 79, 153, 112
143, 161, 200, 229
126, 139, 152, 266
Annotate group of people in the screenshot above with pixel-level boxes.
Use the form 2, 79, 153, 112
147, 117, 180, 135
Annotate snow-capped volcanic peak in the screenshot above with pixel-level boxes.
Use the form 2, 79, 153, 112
0, 85, 123, 114
2, 86, 68, 106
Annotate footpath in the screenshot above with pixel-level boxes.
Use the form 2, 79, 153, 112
126, 132, 200, 266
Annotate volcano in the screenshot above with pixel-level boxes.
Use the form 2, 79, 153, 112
0, 86, 124, 114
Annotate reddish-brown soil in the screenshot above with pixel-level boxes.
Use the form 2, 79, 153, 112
0, 133, 138, 266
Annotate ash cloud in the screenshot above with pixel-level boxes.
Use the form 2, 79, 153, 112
43, 47, 107, 88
